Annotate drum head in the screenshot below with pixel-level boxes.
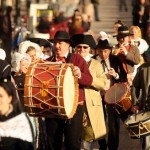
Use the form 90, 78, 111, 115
125, 111, 150, 125
63, 66, 77, 118
105, 83, 127, 104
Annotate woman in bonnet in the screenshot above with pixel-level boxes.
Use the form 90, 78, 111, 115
0, 79, 34, 150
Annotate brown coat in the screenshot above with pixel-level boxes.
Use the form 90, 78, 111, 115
84, 58, 107, 140
118, 44, 140, 73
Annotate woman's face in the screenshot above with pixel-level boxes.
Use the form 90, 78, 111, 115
75, 44, 90, 58
130, 28, 139, 39
0, 86, 12, 115
20, 59, 30, 74
26, 49, 37, 62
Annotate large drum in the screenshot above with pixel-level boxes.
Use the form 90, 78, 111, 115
24, 62, 78, 119
125, 111, 150, 139
104, 83, 132, 120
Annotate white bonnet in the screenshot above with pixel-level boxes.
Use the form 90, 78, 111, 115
18, 40, 42, 57
0, 48, 6, 60
11, 52, 31, 72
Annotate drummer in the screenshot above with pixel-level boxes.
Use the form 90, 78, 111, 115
45, 30, 93, 150
131, 61, 150, 150
72, 33, 107, 149
93, 39, 127, 150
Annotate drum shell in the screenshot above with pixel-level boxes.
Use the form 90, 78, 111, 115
24, 63, 78, 119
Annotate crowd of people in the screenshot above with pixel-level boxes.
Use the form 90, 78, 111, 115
0, 0, 150, 150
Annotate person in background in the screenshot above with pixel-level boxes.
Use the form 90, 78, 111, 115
119, 0, 128, 12
27, 38, 54, 60
113, 20, 124, 36
11, 52, 31, 108
0, 48, 6, 60
0, 58, 11, 80
130, 25, 149, 55
18, 41, 42, 63
132, 0, 146, 26
113, 25, 140, 86
129, 25, 149, 75
69, 14, 86, 37
0, 79, 34, 150
72, 34, 107, 150
1, 6, 13, 64
91, 0, 101, 21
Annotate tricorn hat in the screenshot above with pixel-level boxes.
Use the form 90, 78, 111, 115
96, 39, 112, 50
71, 34, 96, 49
114, 25, 133, 38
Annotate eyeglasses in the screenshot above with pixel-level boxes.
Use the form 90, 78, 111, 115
76, 45, 89, 49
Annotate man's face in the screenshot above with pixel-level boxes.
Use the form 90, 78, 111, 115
75, 44, 90, 58
117, 36, 129, 45
53, 40, 70, 57
97, 48, 111, 60
43, 47, 52, 57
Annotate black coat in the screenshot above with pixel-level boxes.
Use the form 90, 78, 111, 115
93, 54, 127, 83
0, 59, 11, 80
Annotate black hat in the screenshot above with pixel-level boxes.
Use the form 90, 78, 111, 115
96, 39, 112, 50
52, 31, 72, 43
114, 25, 133, 38
28, 38, 52, 48
71, 34, 96, 49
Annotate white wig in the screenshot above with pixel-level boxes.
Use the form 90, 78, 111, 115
11, 52, 31, 72
18, 40, 42, 58
0, 48, 6, 60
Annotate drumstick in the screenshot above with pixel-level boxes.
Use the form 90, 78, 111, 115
135, 113, 137, 122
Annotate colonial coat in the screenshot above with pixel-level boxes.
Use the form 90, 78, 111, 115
84, 58, 107, 140
118, 44, 140, 73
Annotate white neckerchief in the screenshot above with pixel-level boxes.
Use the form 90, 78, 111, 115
84, 54, 91, 63
0, 113, 33, 142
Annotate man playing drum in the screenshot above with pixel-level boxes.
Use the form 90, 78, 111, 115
45, 30, 93, 150
131, 61, 150, 150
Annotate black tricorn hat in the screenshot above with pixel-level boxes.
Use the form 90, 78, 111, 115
52, 30, 72, 43
114, 25, 133, 38
71, 34, 96, 49
96, 39, 112, 50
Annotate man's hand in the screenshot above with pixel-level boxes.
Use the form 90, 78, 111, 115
72, 66, 81, 78
108, 67, 117, 78
131, 105, 139, 114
